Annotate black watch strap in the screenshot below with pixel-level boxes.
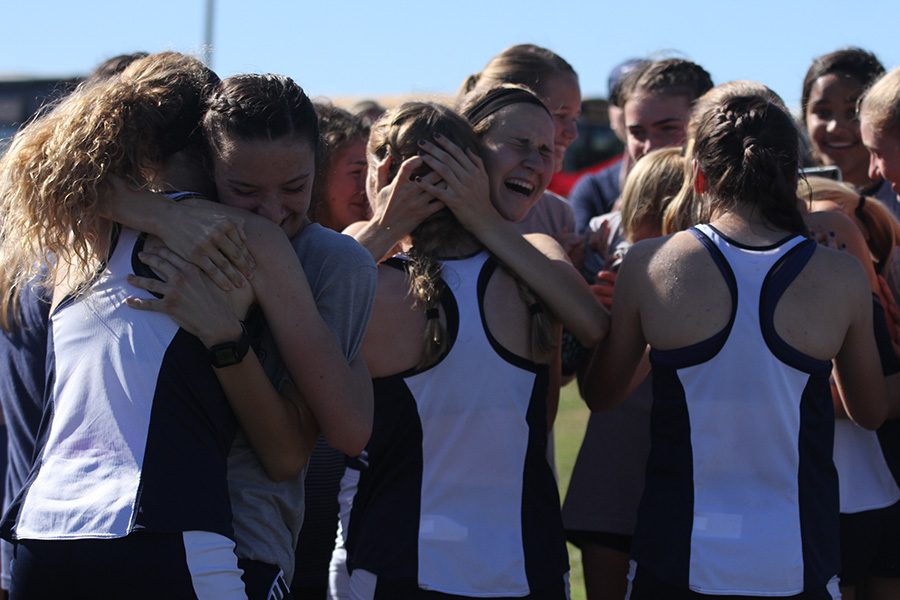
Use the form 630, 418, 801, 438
208, 322, 251, 368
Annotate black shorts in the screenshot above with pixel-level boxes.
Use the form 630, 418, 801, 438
350, 570, 568, 600
626, 563, 836, 600
840, 500, 900, 585
10, 530, 246, 599
565, 529, 632, 554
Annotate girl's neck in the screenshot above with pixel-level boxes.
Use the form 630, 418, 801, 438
411, 229, 482, 260
708, 203, 793, 245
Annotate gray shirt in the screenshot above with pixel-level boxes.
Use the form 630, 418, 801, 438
227, 223, 377, 581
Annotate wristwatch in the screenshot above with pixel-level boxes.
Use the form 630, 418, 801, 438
208, 322, 251, 368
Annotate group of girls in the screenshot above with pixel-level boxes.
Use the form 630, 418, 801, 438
1, 41, 900, 600
0, 44, 605, 600
558, 47, 900, 600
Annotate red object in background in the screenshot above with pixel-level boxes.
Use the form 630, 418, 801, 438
548, 154, 623, 198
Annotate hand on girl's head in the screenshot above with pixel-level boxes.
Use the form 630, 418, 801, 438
369, 154, 445, 236
414, 136, 493, 231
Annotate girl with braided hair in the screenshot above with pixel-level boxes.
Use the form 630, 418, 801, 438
341, 97, 604, 599
583, 87, 888, 598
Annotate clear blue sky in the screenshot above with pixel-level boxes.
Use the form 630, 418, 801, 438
4, 0, 899, 111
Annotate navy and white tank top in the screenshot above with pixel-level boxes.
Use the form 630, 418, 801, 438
347, 251, 567, 596
635, 224, 838, 596
2, 211, 238, 542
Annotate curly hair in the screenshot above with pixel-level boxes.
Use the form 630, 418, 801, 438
0, 51, 218, 327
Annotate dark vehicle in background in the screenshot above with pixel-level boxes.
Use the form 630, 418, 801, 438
549, 97, 623, 198
0, 77, 78, 152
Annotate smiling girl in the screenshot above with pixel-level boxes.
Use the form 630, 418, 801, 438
801, 48, 899, 218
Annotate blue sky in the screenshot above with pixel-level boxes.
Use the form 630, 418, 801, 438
4, 0, 899, 111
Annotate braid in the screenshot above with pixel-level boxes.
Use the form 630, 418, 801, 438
694, 94, 806, 235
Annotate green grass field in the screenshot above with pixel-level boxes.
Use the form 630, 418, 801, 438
554, 381, 591, 600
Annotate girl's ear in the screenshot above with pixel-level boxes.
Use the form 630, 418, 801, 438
692, 159, 708, 195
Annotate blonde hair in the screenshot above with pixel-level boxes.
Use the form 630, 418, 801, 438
801, 176, 900, 270
620, 147, 684, 241
0, 51, 216, 328
859, 68, 900, 135
368, 102, 556, 366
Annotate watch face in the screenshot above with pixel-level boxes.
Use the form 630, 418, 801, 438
211, 344, 240, 366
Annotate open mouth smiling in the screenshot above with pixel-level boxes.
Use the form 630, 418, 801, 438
505, 178, 535, 196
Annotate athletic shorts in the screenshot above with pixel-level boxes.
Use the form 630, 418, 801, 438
239, 558, 293, 600
348, 569, 569, 600
625, 562, 839, 600
840, 500, 900, 585
10, 530, 247, 599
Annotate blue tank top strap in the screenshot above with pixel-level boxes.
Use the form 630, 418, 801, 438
474, 256, 543, 372
689, 226, 738, 303
758, 237, 831, 374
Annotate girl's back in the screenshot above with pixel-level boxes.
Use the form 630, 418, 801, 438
353, 249, 567, 597
633, 225, 862, 360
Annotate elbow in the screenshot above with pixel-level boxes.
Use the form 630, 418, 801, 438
573, 308, 610, 349
262, 453, 307, 482
855, 405, 887, 431
328, 424, 371, 458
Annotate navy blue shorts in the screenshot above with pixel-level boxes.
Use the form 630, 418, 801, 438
10, 531, 246, 599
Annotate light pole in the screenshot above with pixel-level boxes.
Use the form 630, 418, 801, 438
203, 0, 215, 67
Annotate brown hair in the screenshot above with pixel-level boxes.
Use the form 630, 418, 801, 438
369, 101, 556, 366
203, 74, 319, 161
692, 88, 806, 234
663, 81, 789, 234
0, 51, 218, 328
368, 102, 482, 368
457, 44, 576, 104
618, 58, 713, 109
308, 102, 369, 224
801, 47, 885, 127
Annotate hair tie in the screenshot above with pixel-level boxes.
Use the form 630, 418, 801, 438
425, 307, 440, 320
528, 302, 544, 316
463, 87, 549, 126
858, 194, 867, 211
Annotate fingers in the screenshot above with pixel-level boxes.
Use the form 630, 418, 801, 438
393, 155, 425, 184
429, 134, 475, 171
375, 154, 394, 191
126, 274, 168, 297
596, 270, 618, 285
124, 295, 166, 312
198, 255, 240, 292
418, 141, 464, 189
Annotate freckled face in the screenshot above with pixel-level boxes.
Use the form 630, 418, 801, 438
213, 138, 316, 236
